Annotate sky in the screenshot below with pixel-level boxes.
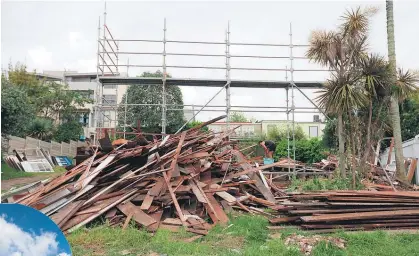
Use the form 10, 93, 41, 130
0, 204, 71, 256
2, 0, 419, 122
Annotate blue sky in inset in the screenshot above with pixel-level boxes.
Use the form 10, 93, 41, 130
0, 204, 71, 256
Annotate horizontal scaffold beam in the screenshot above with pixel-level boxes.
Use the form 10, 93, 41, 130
99, 77, 324, 89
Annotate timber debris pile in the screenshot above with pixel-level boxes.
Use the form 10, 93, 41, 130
270, 190, 419, 232
4, 116, 280, 235
4, 115, 419, 235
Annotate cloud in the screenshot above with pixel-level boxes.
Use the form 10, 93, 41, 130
0, 216, 68, 256
63, 58, 96, 72
27, 47, 53, 69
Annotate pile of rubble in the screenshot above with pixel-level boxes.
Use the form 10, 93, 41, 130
270, 190, 419, 232
6, 116, 282, 235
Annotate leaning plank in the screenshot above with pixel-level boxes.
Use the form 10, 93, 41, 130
206, 193, 229, 224
407, 159, 418, 183
249, 172, 276, 203
301, 209, 419, 223
148, 210, 164, 232
117, 201, 156, 227
163, 171, 187, 225
67, 190, 137, 233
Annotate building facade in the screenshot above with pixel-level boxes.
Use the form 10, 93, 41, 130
42, 71, 128, 139
208, 118, 326, 139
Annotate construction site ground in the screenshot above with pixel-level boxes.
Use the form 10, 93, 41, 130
1, 163, 64, 191
4, 168, 419, 256
67, 214, 419, 256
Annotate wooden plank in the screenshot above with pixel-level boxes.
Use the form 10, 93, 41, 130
122, 212, 134, 230
186, 228, 209, 235
162, 218, 183, 226
249, 172, 276, 203
407, 159, 418, 183
168, 132, 186, 180
269, 216, 300, 224
206, 193, 229, 224
148, 210, 163, 232
162, 171, 187, 225
387, 138, 394, 165
140, 194, 154, 211
51, 200, 85, 228
301, 209, 419, 223
117, 201, 156, 227
215, 191, 236, 203
191, 182, 208, 203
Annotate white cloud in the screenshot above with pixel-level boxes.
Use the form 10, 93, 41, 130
0, 216, 69, 256
27, 47, 53, 69
63, 58, 96, 73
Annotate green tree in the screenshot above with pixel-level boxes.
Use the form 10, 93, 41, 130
307, 7, 375, 178
230, 112, 248, 122
1, 79, 35, 137
185, 120, 209, 132
117, 70, 184, 134
7, 63, 93, 122
386, 0, 406, 180
54, 120, 83, 143
27, 118, 54, 141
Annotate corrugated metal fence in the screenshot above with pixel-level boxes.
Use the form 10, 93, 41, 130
6, 136, 85, 157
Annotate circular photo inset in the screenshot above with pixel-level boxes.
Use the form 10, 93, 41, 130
0, 203, 72, 256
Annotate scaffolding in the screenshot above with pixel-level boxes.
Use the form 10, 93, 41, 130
94, 4, 329, 171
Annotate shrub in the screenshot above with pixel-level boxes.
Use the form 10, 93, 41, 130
274, 138, 327, 163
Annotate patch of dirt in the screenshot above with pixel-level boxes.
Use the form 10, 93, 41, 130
285, 233, 346, 255
1, 174, 57, 191
202, 234, 245, 250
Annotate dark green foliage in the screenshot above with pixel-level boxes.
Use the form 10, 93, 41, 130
1, 80, 35, 137
54, 120, 83, 143
117, 70, 185, 134
400, 99, 419, 141
26, 118, 54, 141
322, 118, 338, 151
274, 138, 327, 164
230, 112, 248, 122
184, 120, 209, 132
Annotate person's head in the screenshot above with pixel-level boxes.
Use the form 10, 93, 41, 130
258, 141, 264, 146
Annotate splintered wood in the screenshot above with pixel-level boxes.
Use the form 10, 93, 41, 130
270, 191, 419, 232
9, 116, 278, 235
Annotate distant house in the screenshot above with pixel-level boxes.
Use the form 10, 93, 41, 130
208, 122, 262, 138
208, 116, 326, 139
260, 119, 326, 138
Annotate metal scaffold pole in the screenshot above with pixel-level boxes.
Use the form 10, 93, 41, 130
123, 58, 129, 139
225, 21, 231, 130
161, 18, 167, 136
95, 16, 102, 144
289, 23, 296, 173
285, 66, 290, 173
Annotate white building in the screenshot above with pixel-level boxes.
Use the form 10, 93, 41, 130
42, 71, 128, 139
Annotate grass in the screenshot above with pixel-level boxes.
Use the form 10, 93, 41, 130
66, 214, 419, 256
288, 176, 364, 192
1, 163, 66, 180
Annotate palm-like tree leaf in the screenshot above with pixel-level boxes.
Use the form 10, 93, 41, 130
360, 54, 389, 98
396, 68, 419, 101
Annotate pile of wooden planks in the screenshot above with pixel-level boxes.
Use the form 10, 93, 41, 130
9, 116, 280, 235
270, 191, 419, 232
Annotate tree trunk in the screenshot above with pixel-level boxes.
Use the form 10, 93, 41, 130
348, 110, 357, 189
362, 99, 373, 176
386, 0, 406, 180
338, 114, 346, 177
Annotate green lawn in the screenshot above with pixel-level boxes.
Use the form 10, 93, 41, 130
1, 163, 65, 180
67, 214, 419, 256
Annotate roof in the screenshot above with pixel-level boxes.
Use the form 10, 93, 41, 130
99, 77, 324, 89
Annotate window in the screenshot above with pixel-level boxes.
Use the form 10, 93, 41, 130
103, 95, 117, 105
309, 126, 319, 138
78, 113, 89, 127
104, 84, 117, 89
